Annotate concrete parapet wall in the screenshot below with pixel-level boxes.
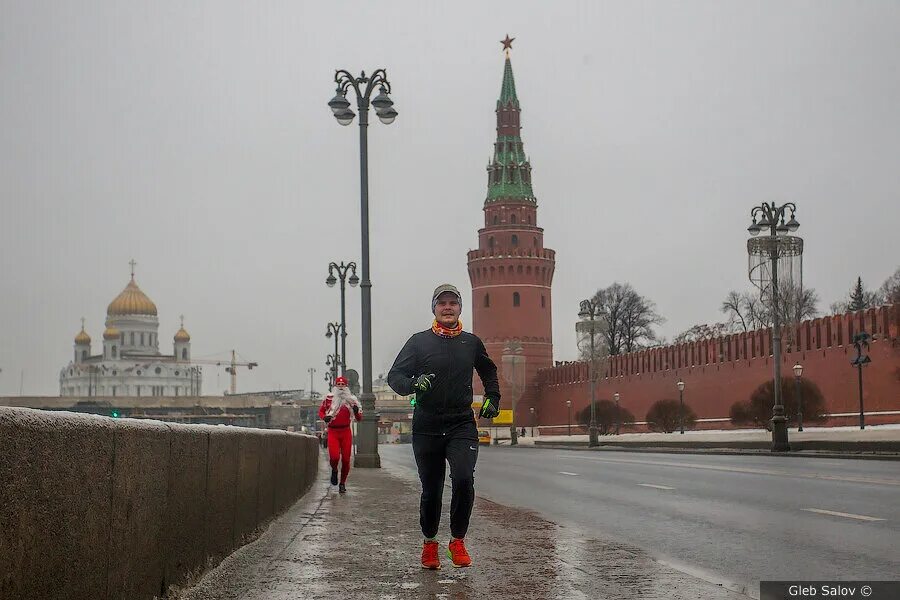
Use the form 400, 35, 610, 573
0, 406, 318, 600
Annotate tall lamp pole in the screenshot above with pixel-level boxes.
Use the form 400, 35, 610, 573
747, 202, 800, 452
676, 379, 685, 434
325, 354, 338, 392
328, 68, 397, 468
326, 261, 359, 376
325, 322, 342, 382
502, 340, 524, 446
566, 399, 572, 436
851, 332, 871, 430
579, 299, 603, 447
529, 406, 535, 437
614, 392, 621, 435
793, 363, 804, 432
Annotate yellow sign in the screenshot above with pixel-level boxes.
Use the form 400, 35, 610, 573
492, 409, 513, 425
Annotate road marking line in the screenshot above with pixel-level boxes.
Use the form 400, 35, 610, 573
568, 455, 900, 487
801, 508, 885, 522
558, 471, 579, 476
638, 483, 675, 490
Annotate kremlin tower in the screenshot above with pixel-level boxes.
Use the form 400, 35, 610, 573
467, 37, 555, 424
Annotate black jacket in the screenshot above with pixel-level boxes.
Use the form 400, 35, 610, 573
387, 329, 500, 435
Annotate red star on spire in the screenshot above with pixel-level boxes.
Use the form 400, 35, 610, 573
501, 34, 515, 51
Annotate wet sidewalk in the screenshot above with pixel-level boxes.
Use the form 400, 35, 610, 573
175, 453, 747, 600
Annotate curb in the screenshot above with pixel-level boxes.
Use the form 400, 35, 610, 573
524, 442, 900, 461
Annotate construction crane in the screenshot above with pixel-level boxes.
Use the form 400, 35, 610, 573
189, 350, 258, 395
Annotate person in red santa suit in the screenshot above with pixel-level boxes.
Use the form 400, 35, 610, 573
317, 376, 363, 493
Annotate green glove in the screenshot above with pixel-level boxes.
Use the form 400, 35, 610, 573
479, 396, 500, 419
411, 373, 436, 393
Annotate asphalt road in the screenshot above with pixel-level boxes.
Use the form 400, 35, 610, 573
379, 444, 900, 596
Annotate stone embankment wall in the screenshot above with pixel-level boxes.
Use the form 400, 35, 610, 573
0, 407, 319, 600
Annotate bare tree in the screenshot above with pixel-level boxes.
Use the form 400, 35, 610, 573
878, 267, 900, 304
586, 283, 665, 356
722, 285, 818, 331
721, 291, 750, 332
674, 322, 732, 344
771, 281, 820, 324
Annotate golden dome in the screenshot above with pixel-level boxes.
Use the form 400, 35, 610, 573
103, 326, 121, 340
74, 329, 91, 345
107, 278, 158, 316
174, 327, 191, 342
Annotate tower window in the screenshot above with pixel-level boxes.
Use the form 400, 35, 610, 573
112, 346, 117, 358
511, 234, 518, 246
493, 215, 499, 225
510, 214, 517, 224
182, 348, 188, 360
484, 293, 490, 308
527, 215, 532, 224
82, 350, 87, 361
513, 292, 520, 307
489, 237, 495, 252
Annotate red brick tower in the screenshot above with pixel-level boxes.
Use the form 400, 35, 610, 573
467, 42, 555, 423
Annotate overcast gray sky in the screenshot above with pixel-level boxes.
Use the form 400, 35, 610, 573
2, 1, 898, 396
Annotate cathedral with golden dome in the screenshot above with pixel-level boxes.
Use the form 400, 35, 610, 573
59, 263, 202, 397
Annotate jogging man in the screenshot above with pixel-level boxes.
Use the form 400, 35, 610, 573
387, 283, 501, 569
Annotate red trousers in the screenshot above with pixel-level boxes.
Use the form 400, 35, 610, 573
327, 426, 353, 484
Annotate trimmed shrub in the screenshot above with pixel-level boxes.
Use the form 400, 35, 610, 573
731, 377, 828, 430
576, 400, 636, 435
646, 399, 697, 433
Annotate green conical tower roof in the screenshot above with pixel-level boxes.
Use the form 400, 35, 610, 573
497, 57, 520, 109
486, 54, 535, 205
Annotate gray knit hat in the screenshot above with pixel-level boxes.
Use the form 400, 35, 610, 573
431, 283, 462, 313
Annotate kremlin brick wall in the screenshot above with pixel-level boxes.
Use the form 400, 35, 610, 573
532, 306, 900, 431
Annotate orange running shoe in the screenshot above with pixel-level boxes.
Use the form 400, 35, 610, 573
421, 540, 440, 570
447, 538, 472, 568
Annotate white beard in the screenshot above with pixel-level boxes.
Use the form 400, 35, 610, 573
327, 386, 361, 418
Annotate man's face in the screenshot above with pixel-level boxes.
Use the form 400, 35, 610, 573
433, 292, 461, 327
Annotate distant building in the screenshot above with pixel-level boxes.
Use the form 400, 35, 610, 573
59, 265, 201, 397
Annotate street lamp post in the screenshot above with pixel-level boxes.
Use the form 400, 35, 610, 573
578, 299, 604, 447
793, 363, 804, 432
747, 202, 800, 452
676, 379, 685, 434
530, 407, 535, 437
326, 262, 359, 376
502, 341, 524, 446
325, 322, 342, 383
566, 399, 572, 436
328, 68, 397, 468
325, 354, 340, 391
308, 367, 317, 431
851, 332, 871, 430
614, 392, 621, 435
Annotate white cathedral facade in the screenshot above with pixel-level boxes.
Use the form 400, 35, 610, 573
59, 270, 202, 397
